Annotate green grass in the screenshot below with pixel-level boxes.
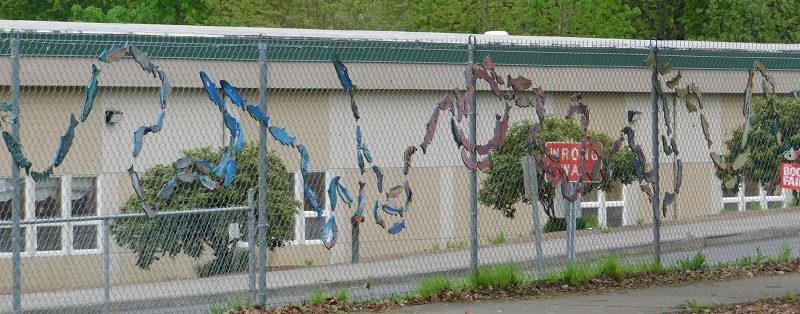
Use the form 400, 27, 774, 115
304, 259, 314, 266
783, 291, 800, 303
747, 202, 762, 211
776, 243, 793, 263
208, 297, 251, 314
416, 275, 454, 298
755, 247, 769, 264
334, 287, 348, 302
307, 284, 326, 305
469, 262, 523, 289
598, 256, 623, 281
636, 217, 644, 225
676, 251, 707, 271
488, 232, 507, 245
676, 299, 722, 313
431, 244, 440, 251
446, 240, 466, 250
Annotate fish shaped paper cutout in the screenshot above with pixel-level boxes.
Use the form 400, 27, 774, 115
438, 95, 453, 111
493, 105, 511, 149
671, 137, 679, 156
372, 165, 384, 193
337, 181, 353, 207
305, 184, 323, 217
0, 132, 29, 174
176, 171, 197, 184
245, 105, 269, 127
222, 110, 242, 152
157, 70, 170, 109
220, 80, 247, 110
741, 114, 752, 149
268, 126, 296, 148
387, 185, 403, 200
662, 135, 673, 155
131, 126, 147, 158
173, 156, 194, 170
52, 113, 78, 167
658, 63, 672, 75
214, 151, 232, 178
297, 144, 310, 181
98, 43, 129, 63
690, 83, 704, 109
373, 201, 386, 229
675, 159, 683, 194
31, 165, 54, 183
662, 97, 671, 135
355, 125, 363, 149
666, 72, 681, 89
129, 45, 158, 77
644, 52, 656, 67
195, 159, 213, 175
640, 183, 653, 202
403, 146, 417, 176
357, 150, 366, 175
700, 114, 712, 148
510, 76, 532, 92
321, 215, 337, 250
157, 177, 178, 200
222, 158, 236, 187
382, 203, 403, 216
420, 106, 440, 154
454, 88, 466, 122
199, 175, 219, 191
199, 71, 224, 111
80, 64, 100, 122
362, 144, 373, 163
481, 55, 496, 70
724, 177, 738, 190
773, 118, 783, 146
141, 202, 158, 218
352, 181, 366, 223
662, 192, 675, 217
631, 154, 643, 180
710, 152, 729, 171
403, 179, 412, 204
128, 165, 144, 199
388, 220, 405, 235
328, 176, 340, 211
148, 110, 166, 134
332, 54, 360, 121
685, 97, 698, 113
566, 102, 588, 120
475, 69, 503, 98
731, 149, 751, 171
450, 118, 464, 149
588, 138, 606, 160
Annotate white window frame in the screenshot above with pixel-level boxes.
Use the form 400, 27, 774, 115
580, 184, 625, 228
0, 175, 102, 258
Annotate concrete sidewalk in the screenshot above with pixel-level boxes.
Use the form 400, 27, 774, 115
386, 273, 800, 314
2, 208, 800, 313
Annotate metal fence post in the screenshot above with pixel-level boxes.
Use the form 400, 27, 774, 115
351, 222, 360, 263
467, 35, 479, 276
102, 218, 110, 314
649, 42, 662, 265
257, 37, 270, 307
566, 183, 576, 262
246, 189, 256, 302
522, 156, 545, 278
9, 30, 22, 314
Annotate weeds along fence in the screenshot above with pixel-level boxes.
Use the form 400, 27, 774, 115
1, 22, 800, 313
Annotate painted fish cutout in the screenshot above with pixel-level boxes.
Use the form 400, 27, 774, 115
148, 110, 166, 134
658, 63, 672, 75
662, 97, 671, 135
662, 135, 673, 155
214, 151, 232, 178
724, 177, 738, 190
731, 149, 751, 171
634, 145, 646, 166
199, 71, 224, 111
373, 201, 386, 229
481, 55, 496, 70
493, 105, 511, 149
268, 126, 296, 148
662, 192, 675, 217
666, 71, 681, 89
129, 45, 158, 77
477, 155, 491, 170
328, 176, 340, 211
157, 70, 170, 109
157, 177, 178, 200
631, 154, 643, 180
128, 165, 144, 198
454, 88, 466, 122
220, 80, 247, 110
700, 114, 712, 148
195, 159, 213, 175
532, 88, 546, 123
640, 183, 653, 202
510, 76, 532, 92
527, 123, 542, 146
52, 113, 78, 167
2, 131, 30, 174
675, 86, 689, 98
362, 144, 373, 163
297, 144, 310, 181
372, 165, 384, 193
671, 137, 679, 156
644, 170, 657, 185
337, 180, 353, 207
131, 126, 147, 158
475, 69, 503, 98
387, 185, 403, 200
403, 146, 417, 176
222, 158, 236, 187
176, 171, 197, 184
741, 114, 752, 150
566, 102, 588, 120
710, 152, 729, 171
321, 215, 337, 250
223, 110, 242, 153
388, 220, 405, 235
245, 105, 269, 127
355, 125, 363, 149
438, 95, 453, 111
305, 184, 323, 217
332, 54, 359, 121
420, 106, 440, 154
403, 179, 412, 204
80, 64, 100, 122
644, 52, 656, 67
460, 146, 479, 171
31, 165, 54, 183
675, 159, 683, 194
199, 175, 219, 191
450, 118, 464, 149
476, 142, 493, 156
98, 43, 129, 63
173, 156, 194, 170
352, 181, 366, 223
588, 138, 606, 160
690, 83, 703, 109
141, 202, 159, 219
382, 203, 403, 216
685, 97, 698, 113
611, 136, 624, 154
773, 118, 782, 146
357, 150, 366, 175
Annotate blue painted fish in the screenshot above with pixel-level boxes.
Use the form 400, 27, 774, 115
352, 181, 365, 224
199, 175, 219, 191
176, 171, 197, 184
141, 202, 159, 218
127, 165, 143, 198
195, 159, 213, 175
328, 176, 340, 211
98, 42, 129, 63
199, 71, 224, 111
268, 126, 296, 148
362, 144, 373, 163
52, 113, 78, 167
245, 105, 269, 127
214, 150, 232, 177
297, 144, 310, 181
148, 111, 166, 134
381, 203, 403, 216
157, 177, 178, 200
357, 150, 365, 175
129, 45, 158, 78
332, 54, 360, 121
386, 185, 403, 200
373, 201, 386, 229
403, 179, 412, 204
223, 110, 243, 153
355, 125, 363, 148
222, 158, 236, 187
388, 220, 405, 235
337, 180, 353, 207
80, 64, 100, 122
131, 125, 147, 158
321, 215, 337, 250
220, 80, 247, 110
157, 70, 170, 110
173, 156, 194, 170
31, 165, 54, 183
372, 165, 384, 193
305, 184, 323, 217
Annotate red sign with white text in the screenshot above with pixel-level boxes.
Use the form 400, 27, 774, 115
780, 162, 800, 190
544, 142, 599, 182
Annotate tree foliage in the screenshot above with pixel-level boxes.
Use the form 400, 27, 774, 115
111, 142, 299, 273
479, 115, 635, 219
718, 96, 800, 197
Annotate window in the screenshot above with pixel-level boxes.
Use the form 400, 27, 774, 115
579, 183, 624, 228
289, 171, 327, 245
0, 175, 101, 257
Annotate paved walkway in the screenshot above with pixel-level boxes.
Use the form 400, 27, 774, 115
2, 209, 800, 313
385, 273, 800, 314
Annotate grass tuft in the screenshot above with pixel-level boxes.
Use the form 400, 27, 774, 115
416, 275, 453, 298
334, 287, 348, 302
470, 262, 522, 289
446, 241, 466, 250
208, 297, 251, 314
599, 256, 623, 281
676, 299, 721, 313
776, 243, 793, 263
676, 251, 707, 271
488, 232, 507, 245
307, 284, 326, 305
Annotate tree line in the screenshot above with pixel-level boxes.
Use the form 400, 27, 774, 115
2, 0, 799, 43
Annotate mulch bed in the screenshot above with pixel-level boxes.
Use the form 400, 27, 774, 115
699, 297, 800, 313
229, 258, 800, 314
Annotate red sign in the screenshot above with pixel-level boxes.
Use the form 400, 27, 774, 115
544, 142, 600, 182
780, 162, 800, 190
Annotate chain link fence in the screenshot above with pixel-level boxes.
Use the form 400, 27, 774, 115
0, 24, 799, 313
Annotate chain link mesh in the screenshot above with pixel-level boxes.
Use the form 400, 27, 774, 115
0, 28, 798, 313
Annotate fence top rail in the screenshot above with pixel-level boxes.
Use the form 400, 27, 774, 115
0, 204, 252, 226
2, 20, 800, 52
